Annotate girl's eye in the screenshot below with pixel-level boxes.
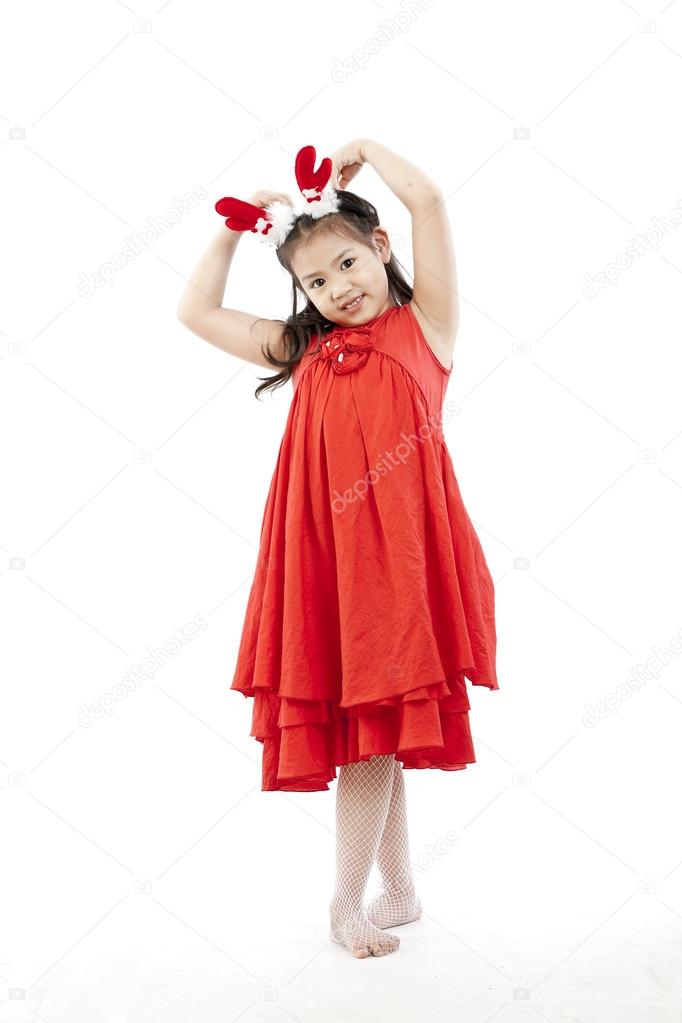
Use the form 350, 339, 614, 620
311, 257, 354, 290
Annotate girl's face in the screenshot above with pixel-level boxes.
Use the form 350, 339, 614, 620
291, 227, 395, 327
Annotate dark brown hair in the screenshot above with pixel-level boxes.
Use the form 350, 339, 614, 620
252, 189, 414, 401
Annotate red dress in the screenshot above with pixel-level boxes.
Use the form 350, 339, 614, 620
231, 301, 499, 792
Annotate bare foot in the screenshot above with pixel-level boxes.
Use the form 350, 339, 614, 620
365, 884, 422, 929
329, 897, 401, 958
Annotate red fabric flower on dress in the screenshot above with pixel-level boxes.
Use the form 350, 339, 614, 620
318, 326, 374, 375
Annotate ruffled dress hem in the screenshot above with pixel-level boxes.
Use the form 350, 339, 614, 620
232, 665, 499, 792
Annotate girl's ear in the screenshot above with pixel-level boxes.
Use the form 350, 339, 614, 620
372, 227, 391, 261
376, 227, 392, 255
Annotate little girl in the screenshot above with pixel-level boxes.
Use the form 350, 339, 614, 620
177, 140, 499, 959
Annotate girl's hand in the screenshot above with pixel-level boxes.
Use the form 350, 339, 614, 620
247, 190, 294, 208
329, 139, 371, 190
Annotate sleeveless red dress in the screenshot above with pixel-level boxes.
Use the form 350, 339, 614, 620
231, 301, 499, 791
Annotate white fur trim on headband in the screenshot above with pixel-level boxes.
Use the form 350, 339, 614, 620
258, 183, 342, 247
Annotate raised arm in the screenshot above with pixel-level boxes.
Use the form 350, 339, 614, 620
177, 205, 287, 370
338, 140, 459, 367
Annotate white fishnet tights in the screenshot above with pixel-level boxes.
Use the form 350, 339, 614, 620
329, 754, 422, 958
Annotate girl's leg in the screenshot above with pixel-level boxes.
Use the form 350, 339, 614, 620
366, 758, 423, 929
329, 754, 401, 958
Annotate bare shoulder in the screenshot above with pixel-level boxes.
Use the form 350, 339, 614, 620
408, 301, 455, 372
178, 306, 287, 370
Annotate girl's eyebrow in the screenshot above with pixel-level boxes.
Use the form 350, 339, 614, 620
302, 248, 353, 284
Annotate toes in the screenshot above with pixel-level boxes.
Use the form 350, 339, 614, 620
331, 912, 401, 958
373, 937, 399, 955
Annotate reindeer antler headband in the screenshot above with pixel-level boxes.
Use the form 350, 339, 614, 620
214, 144, 341, 249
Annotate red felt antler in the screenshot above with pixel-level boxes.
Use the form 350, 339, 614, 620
295, 145, 333, 203
214, 196, 274, 236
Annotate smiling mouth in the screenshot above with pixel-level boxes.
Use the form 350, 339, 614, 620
341, 294, 365, 312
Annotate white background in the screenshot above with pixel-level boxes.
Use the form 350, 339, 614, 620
2, 0, 682, 1020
